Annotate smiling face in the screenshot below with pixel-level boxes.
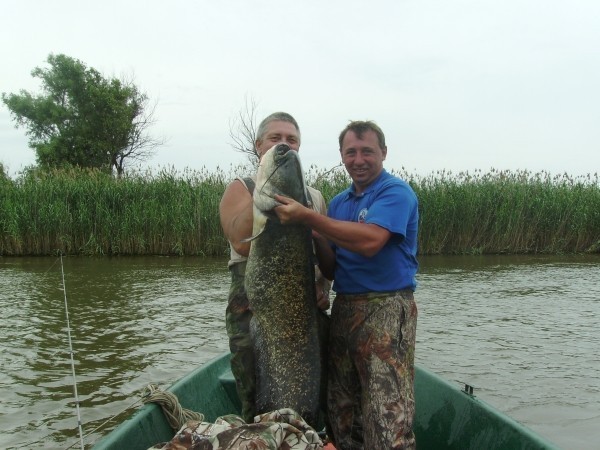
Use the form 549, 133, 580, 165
340, 129, 387, 194
255, 120, 300, 160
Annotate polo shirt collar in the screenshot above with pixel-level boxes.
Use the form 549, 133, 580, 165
347, 169, 388, 198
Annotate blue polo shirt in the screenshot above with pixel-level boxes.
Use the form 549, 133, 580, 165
328, 170, 419, 294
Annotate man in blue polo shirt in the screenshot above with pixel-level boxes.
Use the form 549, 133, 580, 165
274, 120, 419, 450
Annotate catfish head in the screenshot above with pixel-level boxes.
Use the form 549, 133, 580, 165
253, 143, 308, 214
242, 143, 309, 242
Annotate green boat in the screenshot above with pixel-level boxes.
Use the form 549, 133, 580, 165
93, 352, 560, 449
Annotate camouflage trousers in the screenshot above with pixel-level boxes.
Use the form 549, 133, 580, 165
225, 261, 256, 423
327, 290, 418, 450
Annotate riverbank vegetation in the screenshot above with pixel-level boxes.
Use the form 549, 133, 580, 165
1, 166, 599, 256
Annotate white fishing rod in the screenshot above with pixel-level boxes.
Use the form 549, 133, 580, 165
60, 254, 85, 450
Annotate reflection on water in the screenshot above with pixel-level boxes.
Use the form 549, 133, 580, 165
415, 254, 600, 450
0, 257, 231, 449
0, 254, 598, 449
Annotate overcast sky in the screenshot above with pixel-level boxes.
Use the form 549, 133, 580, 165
2, 0, 599, 179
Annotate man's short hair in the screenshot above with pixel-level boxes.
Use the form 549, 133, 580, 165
338, 120, 386, 150
256, 112, 301, 142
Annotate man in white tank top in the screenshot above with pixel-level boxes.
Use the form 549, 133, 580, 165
219, 112, 331, 423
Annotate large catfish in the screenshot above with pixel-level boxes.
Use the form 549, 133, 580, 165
244, 143, 321, 427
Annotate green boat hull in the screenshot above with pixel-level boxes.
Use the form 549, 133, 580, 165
93, 353, 560, 449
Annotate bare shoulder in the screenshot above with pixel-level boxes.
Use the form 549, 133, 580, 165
221, 179, 250, 205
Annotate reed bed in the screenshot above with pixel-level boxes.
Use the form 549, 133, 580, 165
409, 169, 600, 254
0, 166, 228, 256
1, 166, 599, 256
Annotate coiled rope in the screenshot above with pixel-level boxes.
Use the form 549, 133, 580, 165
142, 384, 205, 431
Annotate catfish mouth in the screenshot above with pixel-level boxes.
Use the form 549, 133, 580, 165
274, 143, 291, 156
256, 143, 296, 201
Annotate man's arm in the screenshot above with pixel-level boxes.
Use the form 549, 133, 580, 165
274, 194, 392, 258
313, 231, 335, 280
219, 180, 254, 257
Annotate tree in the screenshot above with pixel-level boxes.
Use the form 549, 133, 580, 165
2, 54, 163, 175
229, 95, 260, 168
0, 162, 9, 183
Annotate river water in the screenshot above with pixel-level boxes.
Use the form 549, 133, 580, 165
0, 254, 598, 450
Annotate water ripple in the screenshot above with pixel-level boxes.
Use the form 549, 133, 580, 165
1, 254, 599, 449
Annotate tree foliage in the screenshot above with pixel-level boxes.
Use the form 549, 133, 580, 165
2, 54, 163, 175
0, 163, 9, 184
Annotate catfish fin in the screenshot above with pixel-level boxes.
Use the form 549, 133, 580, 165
240, 227, 266, 243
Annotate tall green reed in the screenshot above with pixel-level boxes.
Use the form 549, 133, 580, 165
1, 166, 598, 256
413, 169, 600, 254
0, 166, 229, 256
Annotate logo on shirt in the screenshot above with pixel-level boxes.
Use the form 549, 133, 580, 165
358, 208, 368, 223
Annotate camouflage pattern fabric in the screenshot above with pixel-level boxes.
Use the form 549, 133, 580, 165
327, 290, 418, 450
225, 261, 256, 423
149, 408, 323, 450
